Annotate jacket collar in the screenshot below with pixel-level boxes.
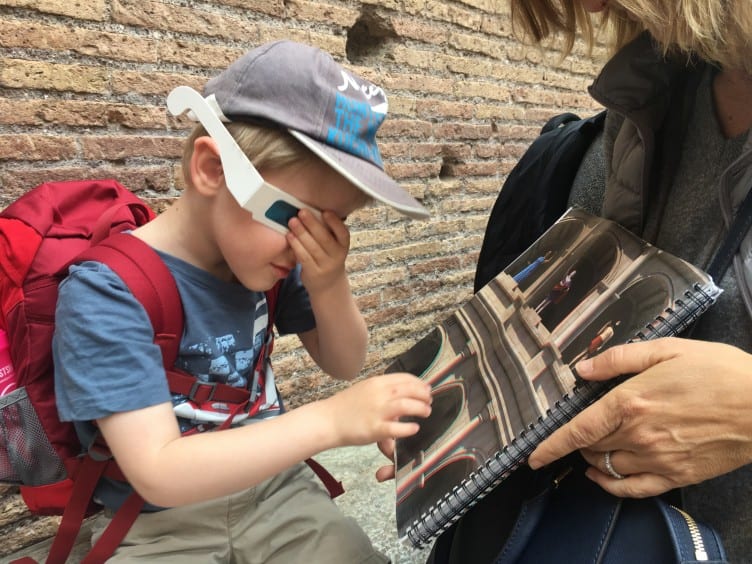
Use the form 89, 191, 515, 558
588, 31, 704, 130
589, 32, 709, 233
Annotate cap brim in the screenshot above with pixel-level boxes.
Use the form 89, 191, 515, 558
288, 130, 430, 220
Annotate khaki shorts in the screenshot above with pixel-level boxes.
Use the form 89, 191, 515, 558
91, 462, 389, 563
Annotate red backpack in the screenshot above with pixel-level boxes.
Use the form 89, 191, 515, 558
0, 179, 341, 563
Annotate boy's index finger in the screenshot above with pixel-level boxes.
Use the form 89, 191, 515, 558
382, 372, 432, 399
295, 209, 341, 246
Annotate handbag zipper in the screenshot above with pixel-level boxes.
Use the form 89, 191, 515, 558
670, 505, 708, 561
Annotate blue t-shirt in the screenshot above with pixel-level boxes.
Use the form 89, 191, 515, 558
53, 244, 315, 510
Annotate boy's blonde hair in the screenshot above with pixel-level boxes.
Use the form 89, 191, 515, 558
182, 122, 315, 186
509, 0, 752, 74
181, 122, 372, 208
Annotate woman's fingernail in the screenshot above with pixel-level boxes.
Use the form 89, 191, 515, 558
575, 359, 593, 375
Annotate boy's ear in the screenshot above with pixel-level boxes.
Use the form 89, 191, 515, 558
190, 136, 225, 197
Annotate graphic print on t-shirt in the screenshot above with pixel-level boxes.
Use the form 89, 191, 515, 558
172, 295, 279, 431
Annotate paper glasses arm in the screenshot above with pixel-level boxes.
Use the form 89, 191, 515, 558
166, 85, 320, 234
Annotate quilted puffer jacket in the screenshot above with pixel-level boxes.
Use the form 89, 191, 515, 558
592, 32, 752, 319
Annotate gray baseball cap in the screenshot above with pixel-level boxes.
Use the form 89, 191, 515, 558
203, 40, 430, 219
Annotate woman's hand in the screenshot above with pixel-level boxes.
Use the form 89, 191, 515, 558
528, 337, 752, 497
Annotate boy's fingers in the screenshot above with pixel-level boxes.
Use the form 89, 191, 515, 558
380, 373, 432, 400
387, 398, 431, 420
297, 210, 340, 248
295, 208, 324, 231
319, 210, 350, 247
288, 214, 323, 247
377, 437, 395, 459
385, 420, 421, 439
286, 231, 312, 263
289, 212, 346, 267
375, 464, 395, 482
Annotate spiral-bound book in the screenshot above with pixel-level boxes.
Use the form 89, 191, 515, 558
389, 207, 722, 548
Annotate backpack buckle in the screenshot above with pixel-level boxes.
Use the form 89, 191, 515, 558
188, 380, 217, 402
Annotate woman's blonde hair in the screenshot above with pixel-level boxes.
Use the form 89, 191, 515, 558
181, 122, 318, 188
509, 0, 752, 73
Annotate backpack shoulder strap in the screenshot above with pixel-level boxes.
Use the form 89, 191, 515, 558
79, 235, 284, 371
76, 233, 184, 369
706, 185, 752, 283
78, 234, 247, 404
49, 230, 173, 564
474, 110, 606, 292
261, 281, 281, 356
265, 282, 280, 323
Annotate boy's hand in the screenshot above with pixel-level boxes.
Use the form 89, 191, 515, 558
287, 209, 350, 294
375, 438, 397, 482
324, 372, 432, 449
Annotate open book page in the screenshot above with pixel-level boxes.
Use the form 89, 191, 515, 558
390, 207, 722, 547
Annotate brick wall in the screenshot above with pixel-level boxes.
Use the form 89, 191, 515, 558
0, 0, 605, 555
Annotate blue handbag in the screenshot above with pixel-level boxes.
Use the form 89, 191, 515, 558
494, 468, 727, 564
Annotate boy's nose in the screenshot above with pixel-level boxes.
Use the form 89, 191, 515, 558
282, 245, 296, 265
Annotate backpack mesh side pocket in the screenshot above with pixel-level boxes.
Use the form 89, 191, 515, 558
0, 387, 67, 485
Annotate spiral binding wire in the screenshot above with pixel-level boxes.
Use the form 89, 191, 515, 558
405, 282, 721, 548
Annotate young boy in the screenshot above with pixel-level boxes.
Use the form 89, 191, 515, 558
53, 40, 432, 562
